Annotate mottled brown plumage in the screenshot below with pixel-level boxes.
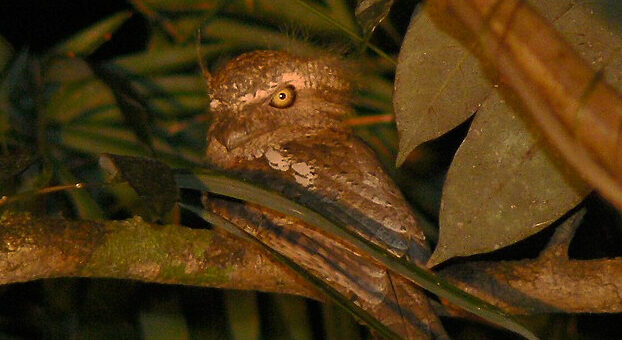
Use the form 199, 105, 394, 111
204, 50, 447, 339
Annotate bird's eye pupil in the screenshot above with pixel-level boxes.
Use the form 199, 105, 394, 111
279, 93, 287, 100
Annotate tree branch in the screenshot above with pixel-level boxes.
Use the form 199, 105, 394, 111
538, 208, 585, 259
1, 212, 622, 315
0, 212, 322, 300
438, 256, 622, 314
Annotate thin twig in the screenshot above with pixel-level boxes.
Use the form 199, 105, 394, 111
344, 113, 395, 126
0, 182, 104, 208
292, 0, 397, 66
539, 208, 586, 259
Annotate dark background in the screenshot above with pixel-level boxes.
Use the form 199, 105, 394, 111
0, 0, 146, 58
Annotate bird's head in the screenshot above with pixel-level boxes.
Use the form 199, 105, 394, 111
207, 50, 353, 151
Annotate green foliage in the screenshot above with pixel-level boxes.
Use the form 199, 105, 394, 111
0, 2, 407, 339
0, 0, 399, 220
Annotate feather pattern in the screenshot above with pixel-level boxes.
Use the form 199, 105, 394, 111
204, 50, 447, 339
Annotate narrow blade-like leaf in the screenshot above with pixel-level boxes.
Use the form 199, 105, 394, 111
176, 172, 538, 340
52, 11, 132, 57
180, 203, 402, 340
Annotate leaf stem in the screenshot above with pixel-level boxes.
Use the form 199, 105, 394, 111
0, 182, 103, 208
345, 113, 395, 126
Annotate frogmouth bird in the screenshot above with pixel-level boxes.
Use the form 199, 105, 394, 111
204, 50, 447, 339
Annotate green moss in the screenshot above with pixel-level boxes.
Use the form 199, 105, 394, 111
83, 216, 231, 285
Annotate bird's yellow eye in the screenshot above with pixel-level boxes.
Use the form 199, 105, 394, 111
269, 85, 296, 108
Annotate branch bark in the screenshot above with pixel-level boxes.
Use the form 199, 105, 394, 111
439, 256, 622, 314
1, 212, 621, 315
0, 212, 322, 300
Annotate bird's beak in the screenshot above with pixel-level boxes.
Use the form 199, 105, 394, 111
212, 117, 276, 151
215, 129, 252, 151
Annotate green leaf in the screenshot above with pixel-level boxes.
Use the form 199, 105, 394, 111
99, 154, 179, 221
353, 72, 394, 113
323, 303, 361, 340
292, 0, 395, 64
133, 0, 219, 12
45, 78, 116, 123
134, 75, 205, 96
0, 109, 8, 143
2, 50, 34, 137
235, 0, 353, 34
60, 125, 144, 156
113, 43, 231, 75
180, 203, 402, 340
140, 0, 350, 35
91, 63, 157, 154
274, 295, 313, 340
51, 11, 132, 57
0, 47, 15, 139
0, 150, 37, 198
45, 57, 94, 84
131, 75, 207, 118
176, 172, 539, 340
139, 311, 189, 340
149, 95, 206, 118
355, 0, 394, 37
326, 0, 359, 32
60, 125, 202, 168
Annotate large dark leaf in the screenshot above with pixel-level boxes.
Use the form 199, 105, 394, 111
427, 92, 588, 266
423, 0, 621, 265
394, 0, 575, 165
100, 154, 178, 221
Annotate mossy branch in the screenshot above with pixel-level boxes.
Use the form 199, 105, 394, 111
2, 212, 622, 315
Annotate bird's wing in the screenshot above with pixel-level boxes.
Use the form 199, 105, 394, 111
214, 132, 429, 264
206, 197, 445, 340
284, 135, 430, 263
